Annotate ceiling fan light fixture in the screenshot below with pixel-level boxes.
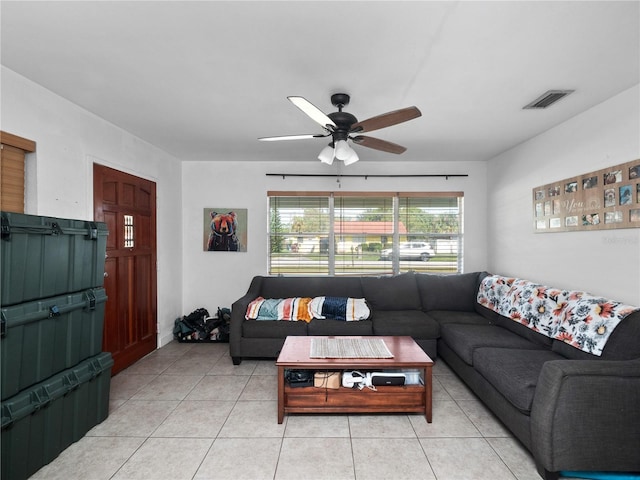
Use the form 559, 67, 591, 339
334, 139, 359, 165
342, 148, 359, 166
318, 145, 335, 165
334, 140, 351, 161
260, 95, 419, 162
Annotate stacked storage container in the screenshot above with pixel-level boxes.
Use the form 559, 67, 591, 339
1, 212, 113, 480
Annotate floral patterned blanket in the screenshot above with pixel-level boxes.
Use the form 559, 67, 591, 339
477, 274, 639, 356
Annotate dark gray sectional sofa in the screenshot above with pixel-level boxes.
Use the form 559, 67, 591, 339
230, 272, 640, 479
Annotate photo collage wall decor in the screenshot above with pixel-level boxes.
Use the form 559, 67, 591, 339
533, 159, 640, 233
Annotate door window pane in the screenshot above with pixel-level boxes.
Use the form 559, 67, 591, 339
124, 214, 134, 248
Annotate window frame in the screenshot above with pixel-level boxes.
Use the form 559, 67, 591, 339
1, 131, 36, 214
268, 191, 464, 276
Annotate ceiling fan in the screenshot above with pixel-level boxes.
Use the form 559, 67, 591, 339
258, 94, 421, 165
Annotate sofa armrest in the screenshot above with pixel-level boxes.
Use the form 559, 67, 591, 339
530, 357, 640, 473
229, 276, 264, 359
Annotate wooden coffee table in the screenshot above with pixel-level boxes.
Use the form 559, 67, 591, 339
276, 335, 433, 424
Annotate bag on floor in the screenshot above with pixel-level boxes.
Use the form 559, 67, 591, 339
208, 308, 230, 342
174, 308, 210, 342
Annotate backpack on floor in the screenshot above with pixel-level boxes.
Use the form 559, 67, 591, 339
173, 307, 231, 342
209, 307, 231, 342
174, 307, 210, 342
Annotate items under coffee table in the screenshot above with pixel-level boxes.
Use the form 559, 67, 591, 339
275, 335, 433, 424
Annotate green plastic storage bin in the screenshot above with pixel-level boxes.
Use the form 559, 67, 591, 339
0, 388, 41, 480
1, 288, 107, 400
1, 352, 113, 480
0, 211, 108, 307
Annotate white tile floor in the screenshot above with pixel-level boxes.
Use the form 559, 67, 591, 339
30, 341, 543, 480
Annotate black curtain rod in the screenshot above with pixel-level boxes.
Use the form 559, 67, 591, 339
266, 173, 468, 179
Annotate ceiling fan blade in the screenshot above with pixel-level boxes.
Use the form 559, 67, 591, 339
351, 135, 407, 154
258, 133, 329, 142
350, 106, 422, 134
288, 96, 337, 130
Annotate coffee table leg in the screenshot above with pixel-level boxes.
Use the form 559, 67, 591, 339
425, 365, 432, 423
277, 365, 285, 424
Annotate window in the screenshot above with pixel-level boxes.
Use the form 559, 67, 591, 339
268, 191, 463, 275
398, 195, 463, 273
269, 195, 329, 274
334, 195, 394, 275
1, 131, 36, 214
124, 214, 135, 248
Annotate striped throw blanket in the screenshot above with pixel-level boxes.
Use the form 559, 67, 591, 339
245, 296, 313, 322
245, 296, 370, 322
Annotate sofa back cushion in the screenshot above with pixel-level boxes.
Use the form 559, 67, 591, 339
555, 293, 640, 357
260, 276, 364, 299
477, 274, 640, 357
417, 272, 488, 312
486, 305, 554, 347
360, 272, 421, 310
601, 310, 640, 359
552, 310, 640, 360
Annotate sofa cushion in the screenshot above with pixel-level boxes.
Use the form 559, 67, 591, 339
554, 295, 640, 356
477, 304, 553, 347
440, 324, 548, 365
428, 310, 493, 327
475, 301, 505, 321
552, 310, 640, 360
476, 275, 640, 356
307, 319, 374, 336
473, 348, 564, 414
416, 272, 488, 312
260, 276, 364, 299
242, 318, 308, 338
491, 310, 554, 348
372, 310, 439, 338
360, 272, 422, 310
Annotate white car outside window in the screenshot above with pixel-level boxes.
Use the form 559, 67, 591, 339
379, 242, 435, 261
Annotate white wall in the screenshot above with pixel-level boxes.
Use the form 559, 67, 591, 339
487, 84, 640, 305
10, 59, 636, 345
1, 67, 184, 346
181, 160, 488, 313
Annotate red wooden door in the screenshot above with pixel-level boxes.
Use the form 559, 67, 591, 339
93, 164, 157, 375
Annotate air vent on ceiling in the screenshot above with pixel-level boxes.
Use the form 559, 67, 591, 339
523, 90, 574, 109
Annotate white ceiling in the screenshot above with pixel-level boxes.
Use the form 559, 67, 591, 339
1, 1, 638, 163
